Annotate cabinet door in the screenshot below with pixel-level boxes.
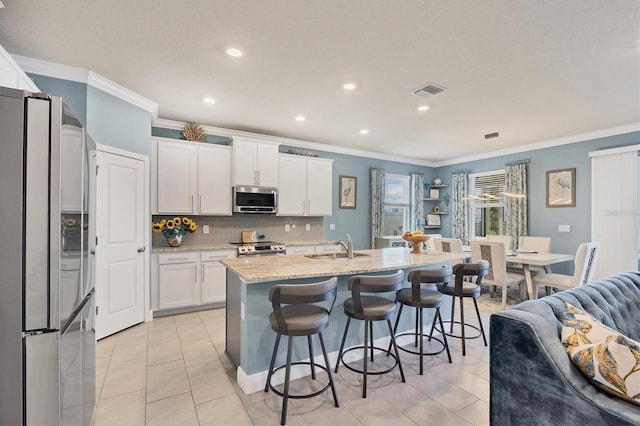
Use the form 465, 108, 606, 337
60, 126, 84, 212
278, 155, 307, 215
256, 143, 278, 187
157, 141, 196, 213
198, 145, 232, 215
201, 261, 227, 304
307, 158, 333, 216
233, 139, 258, 186
285, 245, 315, 255
158, 262, 199, 309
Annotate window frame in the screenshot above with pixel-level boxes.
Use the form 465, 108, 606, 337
383, 173, 411, 237
468, 169, 506, 239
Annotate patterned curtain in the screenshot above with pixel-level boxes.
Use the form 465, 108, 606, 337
451, 172, 469, 244
504, 163, 528, 249
409, 173, 424, 231
370, 168, 386, 248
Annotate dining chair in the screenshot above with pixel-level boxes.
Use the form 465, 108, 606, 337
433, 237, 464, 253
424, 233, 442, 250
486, 235, 514, 251
508, 237, 553, 292
470, 240, 525, 309
532, 242, 600, 297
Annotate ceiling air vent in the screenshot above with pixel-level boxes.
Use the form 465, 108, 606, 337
412, 83, 447, 98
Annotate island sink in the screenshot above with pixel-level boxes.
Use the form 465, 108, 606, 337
304, 252, 369, 259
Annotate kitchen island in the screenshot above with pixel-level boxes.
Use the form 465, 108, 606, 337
221, 247, 468, 394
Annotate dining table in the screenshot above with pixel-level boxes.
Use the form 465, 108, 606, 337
506, 251, 575, 300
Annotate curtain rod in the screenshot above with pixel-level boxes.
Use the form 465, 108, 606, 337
505, 159, 530, 166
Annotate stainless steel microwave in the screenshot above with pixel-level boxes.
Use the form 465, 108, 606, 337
233, 186, 278, 214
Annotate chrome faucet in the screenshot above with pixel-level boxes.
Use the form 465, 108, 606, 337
335, 233, 354, 259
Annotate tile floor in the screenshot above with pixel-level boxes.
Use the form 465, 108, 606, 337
92, 290, 513, 426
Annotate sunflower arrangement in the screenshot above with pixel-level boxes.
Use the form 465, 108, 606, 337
152, 217, 198, 246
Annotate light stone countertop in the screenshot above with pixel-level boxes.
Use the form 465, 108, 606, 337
220, 247, 469, 283
152, 240, 339, 253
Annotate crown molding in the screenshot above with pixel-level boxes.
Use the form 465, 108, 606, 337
153, 118, 438, 167
13, 54, 158, 119
435, 122, 640, 167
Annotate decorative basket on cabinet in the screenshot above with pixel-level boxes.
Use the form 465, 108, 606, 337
152, 217, 198, 247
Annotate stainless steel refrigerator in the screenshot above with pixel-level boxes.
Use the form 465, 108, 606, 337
0, 86, 96, 425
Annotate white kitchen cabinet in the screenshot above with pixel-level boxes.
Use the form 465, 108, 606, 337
155, 139, 197, 214
197, 144, 232, 215
285, 245, 316, 256
232, 137, 279, 187
152, 249, 235, 313
200, 250, 235, 304
153, 138, 232, 215
157, 253, 199, 310
278, 154, 333, 216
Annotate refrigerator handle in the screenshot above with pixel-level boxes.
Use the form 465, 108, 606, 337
49, 97, 61, 330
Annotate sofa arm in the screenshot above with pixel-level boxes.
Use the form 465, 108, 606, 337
490, 310, 640, 426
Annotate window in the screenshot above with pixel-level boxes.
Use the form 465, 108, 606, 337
469, 170, 506, 239
383, 173, 410, 236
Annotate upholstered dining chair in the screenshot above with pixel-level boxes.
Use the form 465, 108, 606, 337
424, 233, 442, 250
470, 240, 525, 309
508, 236, 553, 280
486, 234, 514, 251
532, 242, 600, 297
433, 237, 464, 253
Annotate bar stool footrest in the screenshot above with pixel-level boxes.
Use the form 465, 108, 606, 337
435, 320, 482, 340
394, 331, 446, 356
339, 346, 399, 376
267, 362, 332, 399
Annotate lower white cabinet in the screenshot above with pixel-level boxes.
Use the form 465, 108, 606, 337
154, 249, 235, 312
200, 250, 236, 304
285, 244, 343, 256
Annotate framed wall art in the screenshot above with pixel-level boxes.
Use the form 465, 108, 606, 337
339, 175, 357, 209
546, 168, 576, 207
426, 214, 441, 226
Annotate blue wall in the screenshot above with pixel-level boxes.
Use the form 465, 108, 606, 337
29, 74, 151, 156
434, 131, 639, 273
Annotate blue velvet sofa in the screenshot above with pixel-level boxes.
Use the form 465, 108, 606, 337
490, 272, 640, 425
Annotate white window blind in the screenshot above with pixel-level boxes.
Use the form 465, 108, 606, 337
385, 174, 410, 206
471, 171, 506, 206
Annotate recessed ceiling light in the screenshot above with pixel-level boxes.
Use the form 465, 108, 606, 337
295, 115, 306, 122
343, 82, 356, 90
203, 97, 216, 104
226, 48, 243, 57
417, 105, 429, 111
359, 129, 370, 134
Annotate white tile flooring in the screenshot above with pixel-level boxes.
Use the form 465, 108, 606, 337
92, 298, 502, 426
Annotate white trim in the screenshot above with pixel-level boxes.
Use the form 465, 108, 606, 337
0, 48, 39, 91
95, 143, 149, 162
153, 118, 437, 167
13, 55, 158, 119
589, 144, 640, 157
436, 123, 640, 167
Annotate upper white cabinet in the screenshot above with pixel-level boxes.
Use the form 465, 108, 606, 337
232, 137, 279, 187
60, 125, 84, 212
0, 45, 39, 91
278, 154, 333, 216
153, 138, 232, 215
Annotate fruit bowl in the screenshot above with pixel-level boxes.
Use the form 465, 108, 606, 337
402, 234, 430, 254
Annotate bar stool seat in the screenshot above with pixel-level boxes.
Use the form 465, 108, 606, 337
265, 277, 340, 425
390, 268, 452, 375
334, 270, 406, 398
435, 262, 490, 356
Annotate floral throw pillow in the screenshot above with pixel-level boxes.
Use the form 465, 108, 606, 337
560, 302, 640, 406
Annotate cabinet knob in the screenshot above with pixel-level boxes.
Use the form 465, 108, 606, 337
137, 247, 146, 253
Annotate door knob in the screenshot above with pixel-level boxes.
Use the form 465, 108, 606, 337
137, 247, 146, 253
90, 249, 95, 255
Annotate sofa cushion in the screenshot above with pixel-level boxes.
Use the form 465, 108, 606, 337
561, 302, 640, 406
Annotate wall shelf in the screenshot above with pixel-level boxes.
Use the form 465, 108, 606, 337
423, 225, 442, 229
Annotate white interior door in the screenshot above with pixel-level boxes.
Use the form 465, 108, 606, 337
95, 151, 145, 339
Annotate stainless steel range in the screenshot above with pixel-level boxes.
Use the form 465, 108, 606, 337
230, 241, 286, 257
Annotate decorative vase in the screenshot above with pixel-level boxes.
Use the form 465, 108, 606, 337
165, 233, 184, 247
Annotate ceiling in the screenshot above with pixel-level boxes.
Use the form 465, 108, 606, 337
0, 1, 638, 162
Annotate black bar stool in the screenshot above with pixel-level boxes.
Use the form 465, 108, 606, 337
264, 277, 340, 425
334, 270, 406, 398
436, 262, 490, 356
388, 267, 453, 374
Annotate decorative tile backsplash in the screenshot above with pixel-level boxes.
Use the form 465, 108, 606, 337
151, 215, 325, 247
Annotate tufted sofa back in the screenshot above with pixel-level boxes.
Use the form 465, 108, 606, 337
513, 271, 640, 341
